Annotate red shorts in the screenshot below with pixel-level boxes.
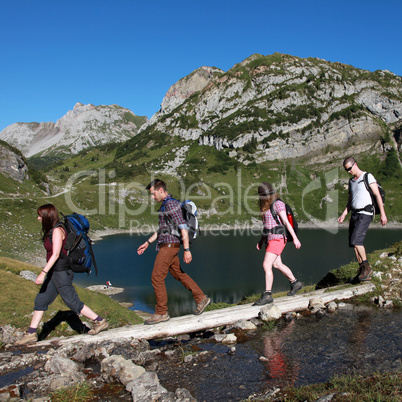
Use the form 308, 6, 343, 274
266, 238, 286, 255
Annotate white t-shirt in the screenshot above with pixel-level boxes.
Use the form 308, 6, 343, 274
349, 172, 376, 215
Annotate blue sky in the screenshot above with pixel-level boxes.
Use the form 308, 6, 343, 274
1, 0, 401, 132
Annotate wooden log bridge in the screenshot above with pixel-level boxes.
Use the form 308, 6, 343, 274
37, 283, 375, 347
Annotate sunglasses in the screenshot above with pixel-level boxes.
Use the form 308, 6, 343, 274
345, 163, 355, 172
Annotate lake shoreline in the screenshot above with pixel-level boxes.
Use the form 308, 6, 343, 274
92, 220, 402, 240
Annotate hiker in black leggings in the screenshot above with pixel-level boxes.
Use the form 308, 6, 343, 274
15, 204, 108, 345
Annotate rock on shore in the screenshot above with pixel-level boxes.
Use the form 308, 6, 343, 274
86, 285, 124, 296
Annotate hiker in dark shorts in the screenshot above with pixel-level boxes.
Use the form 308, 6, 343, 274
338, 157, 387, 282
137, 179, 210, 325
15, 204, 108, 345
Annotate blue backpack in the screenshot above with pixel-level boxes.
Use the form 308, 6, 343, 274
58, 213, 98, 275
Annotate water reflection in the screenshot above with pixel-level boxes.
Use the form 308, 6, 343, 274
253, 305, 402, 387
157, 306, 402, 401
261, 321, 300, 387
347, 310, 371, 361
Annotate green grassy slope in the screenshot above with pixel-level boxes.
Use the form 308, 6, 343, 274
0, 256, 143, 337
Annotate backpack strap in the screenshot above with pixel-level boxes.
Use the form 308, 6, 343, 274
362, 172, 373, 197
49, 222, 66, 243
263, 200, 286, 236
158, 196, 177, 212
87, 237, 98, 275
158, 196, 181, 237
49, 222, 68, 260
350, 173, 374, 213
270, 199, 282, 226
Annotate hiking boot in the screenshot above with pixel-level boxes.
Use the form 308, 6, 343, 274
144, 313, 170, 325
15, 332, 37, 345
88, 319, 109, 335
358, 261, 372, 282
194, 296, 211, 315
287, 280, 303, 296
350, 263, 364, 283
252, 291, 273, 306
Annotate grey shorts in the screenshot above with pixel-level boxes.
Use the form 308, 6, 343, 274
349, 212, 373, 247
34, 269, 84, 314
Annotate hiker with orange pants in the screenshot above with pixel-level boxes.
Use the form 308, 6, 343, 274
137, 179, 210, 325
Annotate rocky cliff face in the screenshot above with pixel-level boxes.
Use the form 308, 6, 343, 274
142, 53, 402, 163
0, 103, 147, 158
0, 143, 28, 182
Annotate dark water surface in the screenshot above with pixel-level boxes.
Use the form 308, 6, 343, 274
76, 228, 401, 315
156, 305, 402, 401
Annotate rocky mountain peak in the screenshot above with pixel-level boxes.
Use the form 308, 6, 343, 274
0, 104, 147, 158
141, 53, 402, 164
238, 53, 264, 67
62, 102, 96, 119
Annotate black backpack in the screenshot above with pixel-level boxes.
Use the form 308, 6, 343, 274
263, 199, 298, 242
159, 197, 199, 243
348, 173, 385, 215
53, 213, 98, 275
363, 173, 385, 215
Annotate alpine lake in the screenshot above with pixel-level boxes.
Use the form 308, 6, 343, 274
77, 227, 400, 316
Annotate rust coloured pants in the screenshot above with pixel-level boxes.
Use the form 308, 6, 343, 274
151, 247, 205, 315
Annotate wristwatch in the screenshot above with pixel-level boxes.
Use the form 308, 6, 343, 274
183, 248, 190, 252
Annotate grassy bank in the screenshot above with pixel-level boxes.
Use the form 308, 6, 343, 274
51, 371, 401, 402
314, 240, 402, 306
0, 256, 143, 343
254, 371, 402, 401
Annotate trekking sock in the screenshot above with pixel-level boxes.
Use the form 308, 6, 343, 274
290, 279, 298, 284
94, 316, 103, 322
27, 327, 37, 334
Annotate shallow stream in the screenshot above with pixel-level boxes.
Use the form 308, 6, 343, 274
156, 304, 402, 401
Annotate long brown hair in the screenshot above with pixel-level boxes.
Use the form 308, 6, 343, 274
37, 204, 60, 241
258, 182, 278, 214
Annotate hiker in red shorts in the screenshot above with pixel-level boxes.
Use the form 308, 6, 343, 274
253, 182, 303, 306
